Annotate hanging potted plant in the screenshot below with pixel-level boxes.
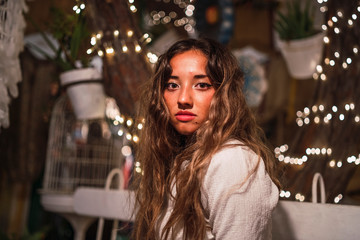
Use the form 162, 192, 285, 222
28, 4, 106, 120
274, 0, 324, 79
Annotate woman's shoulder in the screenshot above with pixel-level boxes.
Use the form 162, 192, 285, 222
209, 139, 259, 171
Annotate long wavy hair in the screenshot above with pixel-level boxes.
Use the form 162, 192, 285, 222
132, 38, 279, 240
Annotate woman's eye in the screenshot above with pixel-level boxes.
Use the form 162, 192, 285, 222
165, 82, 179, 90
194, 82, 213, 90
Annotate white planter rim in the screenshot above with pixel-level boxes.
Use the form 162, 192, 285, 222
278, 31, 325, 49
60, 68, 102, 87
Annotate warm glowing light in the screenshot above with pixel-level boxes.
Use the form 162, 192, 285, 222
127, 30, 134, 37
133, 135, 139, 143
135, 44, 142, 52
312, 105, 318, 112
106, 47, 114, 54
337, 161, 342, 168
304, 107, 310, 115
324, 36, 330, 44
130, 5, 137, 12
339, 114, 345, 121
350, 103, 355, 110
91, 36, 97, 45
329, 160, 336, 167
126, 133, 132, 140
326, 113, 332, 120
334, 194, 343, 204
316, 65, 323, 72
320, 73, 327, 81
314, 116, 320, 124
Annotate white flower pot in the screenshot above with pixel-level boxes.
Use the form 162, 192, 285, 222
60, 68, 106, 120
278, 32, 325, 79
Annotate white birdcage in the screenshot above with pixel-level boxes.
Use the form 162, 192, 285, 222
40, 94, 129, 240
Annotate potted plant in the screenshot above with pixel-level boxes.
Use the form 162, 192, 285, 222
274, 0, 324, 79
28, 5, 106, 120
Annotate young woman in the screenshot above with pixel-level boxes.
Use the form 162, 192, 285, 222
132, 38, 280, 240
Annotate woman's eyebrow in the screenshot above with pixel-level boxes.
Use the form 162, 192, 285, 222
194, 74, 208, 79
169, 75, 179, 79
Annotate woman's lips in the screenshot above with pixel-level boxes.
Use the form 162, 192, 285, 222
175, 111, 196, 121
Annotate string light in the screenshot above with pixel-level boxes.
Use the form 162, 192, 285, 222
127, 30, 134, 37
295, 193, 305, 202
323, 36, 330, 44
105, 46, 114, 55
117, 129, 124, 136
134, 42, 142, 52
280, 190, 291, 198
129, 5, 137, 13
148, 2, 196, 33
277, 3, 360, 202
121, 41, 128, 53
354, 47, 358, 54
334, 194, 343, 203
86, 0, 155, 64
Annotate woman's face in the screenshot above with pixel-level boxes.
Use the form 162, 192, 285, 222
163, 50, 215, 135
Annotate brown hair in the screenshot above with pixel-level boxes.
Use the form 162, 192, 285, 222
132, 38, 279, 240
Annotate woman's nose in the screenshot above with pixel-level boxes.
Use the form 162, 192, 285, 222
177, 86, 193, 109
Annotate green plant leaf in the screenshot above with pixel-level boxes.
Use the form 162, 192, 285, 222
274, 0, 317, 40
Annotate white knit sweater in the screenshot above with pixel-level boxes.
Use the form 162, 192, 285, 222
157, 140, 279, 239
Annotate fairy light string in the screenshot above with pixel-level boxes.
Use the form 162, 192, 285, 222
77, 0, 159, 64
277, 0, 360, 204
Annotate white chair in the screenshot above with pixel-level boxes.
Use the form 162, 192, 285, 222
73, 168, 136, 240
272, 173, 360, 240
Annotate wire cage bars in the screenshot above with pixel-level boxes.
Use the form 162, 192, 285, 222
42, 95, 125, 194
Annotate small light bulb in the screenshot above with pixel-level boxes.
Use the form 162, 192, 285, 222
135, 44, 142, 52
127, 30, 134, 37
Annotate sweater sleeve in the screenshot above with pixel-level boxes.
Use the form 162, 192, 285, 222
201, 144, 279, 240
